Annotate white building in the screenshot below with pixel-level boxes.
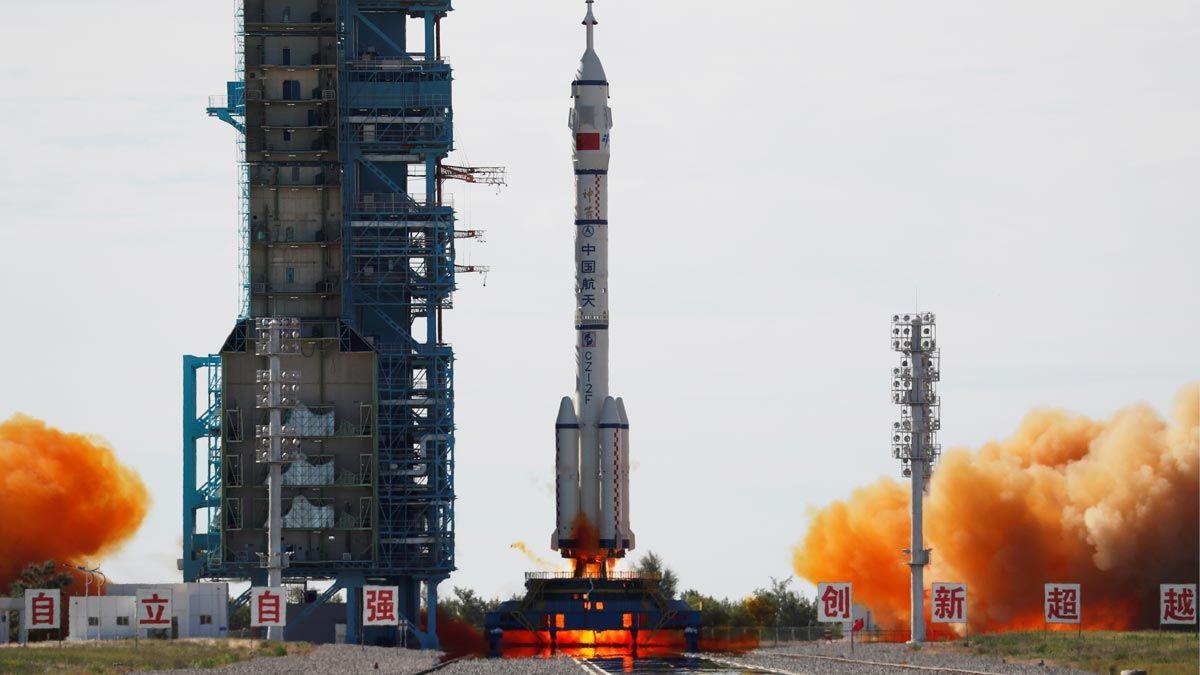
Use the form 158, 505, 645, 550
68, 596, 136, 641
68, 583, 229, 640
0, 598, 26, 644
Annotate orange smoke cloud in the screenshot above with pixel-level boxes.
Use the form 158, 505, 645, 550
793, 384, 1199, 631
0, 415, 150, 590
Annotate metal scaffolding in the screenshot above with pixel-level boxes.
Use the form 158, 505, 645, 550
190, 0, 470, 649
182, 355, 223, 582
338, 2, 459, 601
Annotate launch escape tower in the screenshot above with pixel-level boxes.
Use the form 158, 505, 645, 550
184, 0, 490, 647
890, 312, 941, 644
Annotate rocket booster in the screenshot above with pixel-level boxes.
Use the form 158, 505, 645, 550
553, 0, 634, 558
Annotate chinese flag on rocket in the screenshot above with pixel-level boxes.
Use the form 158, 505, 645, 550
576, 133, 601, 151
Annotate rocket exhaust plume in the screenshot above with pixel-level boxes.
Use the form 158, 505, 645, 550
0, 415, 150, 589
793, 384, 1199, 631
510, 541, 560, 571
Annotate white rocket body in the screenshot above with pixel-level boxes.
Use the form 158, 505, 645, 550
553, 0, 634, 557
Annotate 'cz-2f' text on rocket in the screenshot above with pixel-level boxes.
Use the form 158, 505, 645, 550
552, 0, 635, 560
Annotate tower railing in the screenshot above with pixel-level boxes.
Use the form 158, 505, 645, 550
346, 54, 447, 67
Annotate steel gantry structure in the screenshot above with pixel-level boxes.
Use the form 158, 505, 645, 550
186, 0, 479, 647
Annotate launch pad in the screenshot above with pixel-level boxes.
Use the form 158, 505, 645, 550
484, 572, 701, 656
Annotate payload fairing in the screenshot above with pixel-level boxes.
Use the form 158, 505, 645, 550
552, 0, 635, 561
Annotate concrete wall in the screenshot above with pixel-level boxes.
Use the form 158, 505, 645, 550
246, 0, 334, 24
222, 344, 376, 570
247, 36, 337, 68
68, 597, 136, 641
244, 0, 342, 321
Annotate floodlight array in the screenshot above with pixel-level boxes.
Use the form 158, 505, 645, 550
256, 550, 292, 570
253, 316, 303, 467
255, 369, 301, 408
255, 424, 301, 463
890, 313, 941, 477
254, 317, 301, 356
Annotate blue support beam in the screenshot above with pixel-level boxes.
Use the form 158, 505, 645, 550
206, 81, 246, 133
424, 12, 436, 60
358, 154, 407, 195
182, 355, 222, 583
232, 586, 253, 610
350, 9, 406, 57
285, 579, 348, 641
346, 574, 363, 644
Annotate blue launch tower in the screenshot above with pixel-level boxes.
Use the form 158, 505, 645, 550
184, 0, 477, 647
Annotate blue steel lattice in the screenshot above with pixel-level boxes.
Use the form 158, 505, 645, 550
193, 0, 457, 647
182, 355, 223, 582
338, 0, 457, 584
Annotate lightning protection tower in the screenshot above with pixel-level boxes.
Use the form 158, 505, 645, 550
890, 311, 941, 644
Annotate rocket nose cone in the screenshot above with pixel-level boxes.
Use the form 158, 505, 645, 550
556, 396, 578, 425
577, 51, 607, 82
600, 396, 620, 424
615, 397, 629, 425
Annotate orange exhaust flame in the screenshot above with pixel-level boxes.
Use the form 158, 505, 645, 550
793, 384, 1199, 632
500, 629, 758, 658
0, 415, 150, 590
561, 515, 621, 577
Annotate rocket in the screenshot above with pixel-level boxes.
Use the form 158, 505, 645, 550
552, 0, 634, 559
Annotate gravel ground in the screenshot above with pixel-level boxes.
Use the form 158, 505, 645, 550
155, 647, 588, 675
153, 644, 440, 674
701, 643, 1092, 674
154, 642, 1095, 674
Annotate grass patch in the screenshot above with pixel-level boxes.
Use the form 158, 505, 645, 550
0, 638, 312, 674
965, 630, 1199, 674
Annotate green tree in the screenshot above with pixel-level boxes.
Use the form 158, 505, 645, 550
681, 590, 735, 626
229, 603, 251, 630
681, 577, 818, 629
7, 560, 74, 597
752, 577, 816, 627
634, 551, 678, 599
742, 592, 778, 626
438, 586, 502, 629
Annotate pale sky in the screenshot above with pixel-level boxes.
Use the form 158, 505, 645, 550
0, 1, 1196, 602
